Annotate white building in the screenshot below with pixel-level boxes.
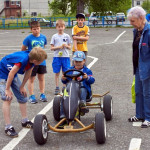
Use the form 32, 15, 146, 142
21, 0, 52, 16
132, 0, 145, 6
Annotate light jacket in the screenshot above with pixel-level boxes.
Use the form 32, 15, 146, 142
133, 22, 150, 80
62, 66, 95, 96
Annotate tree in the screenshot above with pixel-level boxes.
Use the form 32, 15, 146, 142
48, 0, 69, 16
142, 0, 150, 14
89, 0, 131, 15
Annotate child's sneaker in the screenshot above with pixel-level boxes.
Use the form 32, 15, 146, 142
28, 95, 38, 104
40, 93, 47, 102
79, 100, 89, 116
22, 120, 33, 128
5, 126, 18, 138
141, 120, 150, 128
54, 87, 60, 95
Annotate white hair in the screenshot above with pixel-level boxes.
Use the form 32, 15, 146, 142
127, 6, 146, 20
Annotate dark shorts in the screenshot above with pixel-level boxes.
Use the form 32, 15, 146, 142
31, 65, 47, 76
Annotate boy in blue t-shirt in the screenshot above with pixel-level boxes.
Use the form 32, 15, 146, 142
0, 47, 47, 137
21, 21, 47, 104
50, 19, 71, 95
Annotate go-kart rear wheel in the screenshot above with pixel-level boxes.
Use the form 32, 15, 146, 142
33, 114, 48, 145
95, 112, 106, 144
53, 96, 62, 121
103, 95, 113, 121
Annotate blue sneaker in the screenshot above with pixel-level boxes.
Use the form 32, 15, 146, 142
28, 95, 38, 104
40, 93, 47, 102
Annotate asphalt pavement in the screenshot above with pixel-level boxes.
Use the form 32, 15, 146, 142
0, 27, 149, 150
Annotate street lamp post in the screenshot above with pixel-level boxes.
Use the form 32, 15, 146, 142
29, 0, 30, 16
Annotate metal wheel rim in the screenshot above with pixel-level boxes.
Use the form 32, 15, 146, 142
42, 119, 48, 139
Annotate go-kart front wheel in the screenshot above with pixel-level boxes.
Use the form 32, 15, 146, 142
103, 95, 113, 121
33, 114, 48, 145
53, 96, 63, 121
95, 112, 106, 144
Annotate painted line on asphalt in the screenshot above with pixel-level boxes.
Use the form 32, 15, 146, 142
0, 32, 9, 35
132, 122, 142, 127
98, 30, 126, 46
114, 31, 126, 42
2, 55, 98, 150
129, 138, 142, 150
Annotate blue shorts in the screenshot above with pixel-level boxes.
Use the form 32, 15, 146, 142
0, 77, 28, 103
52, 57, 70, 73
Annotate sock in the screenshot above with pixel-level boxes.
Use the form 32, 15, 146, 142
5, 124, 12, 130
22, 118, 28, 123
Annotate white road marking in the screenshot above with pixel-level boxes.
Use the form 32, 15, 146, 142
98, 30, 126, 45
132, 122, 142, 127
129, 138, 142, 150
2, 55, 98, 150
0, 32, 9, 35
114, 31, 126, 42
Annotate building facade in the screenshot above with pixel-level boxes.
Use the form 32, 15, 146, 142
21, 0, 52, 17
132, 0, 145, 6
0, 0, 21, 18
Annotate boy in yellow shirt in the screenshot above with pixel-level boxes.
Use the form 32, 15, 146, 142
72, 13, 90, 63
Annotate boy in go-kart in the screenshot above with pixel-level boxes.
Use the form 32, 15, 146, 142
61, 51, 95, 118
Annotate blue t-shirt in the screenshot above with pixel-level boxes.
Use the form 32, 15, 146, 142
0, 51, 34, 79
23, 34, 47, 66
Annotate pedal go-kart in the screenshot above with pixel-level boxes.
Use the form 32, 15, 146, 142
33, 69, 113, 145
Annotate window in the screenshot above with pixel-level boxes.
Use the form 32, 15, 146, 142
16, 1, 20, 7
137, 1, 140, 5
11, 1, 15, 5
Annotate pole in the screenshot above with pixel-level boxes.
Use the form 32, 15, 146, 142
132, 0, 134, 7
29, 0, 30, 16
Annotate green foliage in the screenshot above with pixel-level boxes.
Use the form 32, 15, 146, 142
142, 0, 150, 14
48, 0, 131, 16
48, 0, 69, 16
89, 0, 131, 15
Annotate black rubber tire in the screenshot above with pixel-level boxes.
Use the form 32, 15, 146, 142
95, 112, 106, 144
33, 114, 48, 145
103, 95, 113, 121
53, 96, 62, 121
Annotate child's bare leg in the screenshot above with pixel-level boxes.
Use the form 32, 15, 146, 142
55, 72, 60, 87
38, 74, 45, 93
28, 76, 36, 95
2, 100, 11, 125
19, 103, 27, 119
55, 73, 60, 95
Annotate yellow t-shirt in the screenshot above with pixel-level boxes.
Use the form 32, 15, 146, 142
72, 25, 90, 52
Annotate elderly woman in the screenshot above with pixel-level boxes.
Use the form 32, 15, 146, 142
127, 6, 150, 128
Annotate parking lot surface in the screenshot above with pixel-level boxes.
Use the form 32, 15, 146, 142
0, 28, 149, 150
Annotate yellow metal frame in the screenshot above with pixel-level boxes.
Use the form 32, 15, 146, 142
48, 118, 94, 133
48, 91, 109, 133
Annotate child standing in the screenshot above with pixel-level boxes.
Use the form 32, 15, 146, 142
50, 19, 71, 95
72, 13, 90, 63
0, 47, 47, 137
21, 21, 47, 103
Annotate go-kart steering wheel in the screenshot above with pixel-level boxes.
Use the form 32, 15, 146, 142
64, 69, 85, 82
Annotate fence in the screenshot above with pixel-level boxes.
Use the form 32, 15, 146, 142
0, 16, 130, 29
